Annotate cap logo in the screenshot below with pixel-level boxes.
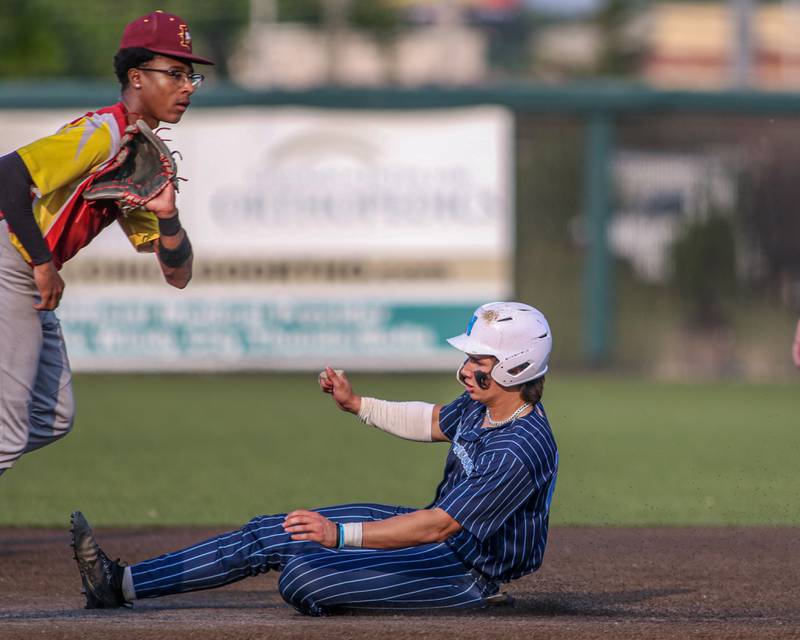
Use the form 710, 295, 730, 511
481, 309, 499, 324
466, 314, 478, 335
178, 24, 191, 49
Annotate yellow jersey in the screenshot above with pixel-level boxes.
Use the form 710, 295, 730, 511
9, 102, 159, 269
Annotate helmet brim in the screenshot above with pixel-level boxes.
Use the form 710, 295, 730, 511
447, 333, 499, 357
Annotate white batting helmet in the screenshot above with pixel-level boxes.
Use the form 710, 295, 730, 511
447, 301, 552, 387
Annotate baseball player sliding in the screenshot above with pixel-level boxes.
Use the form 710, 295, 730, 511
71, 302, 559, 615
0, 11, 212, 476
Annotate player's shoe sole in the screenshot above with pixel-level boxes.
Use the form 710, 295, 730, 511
70, 511, 130, 609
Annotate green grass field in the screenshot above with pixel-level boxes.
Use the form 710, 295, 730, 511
1, 373, 798, 527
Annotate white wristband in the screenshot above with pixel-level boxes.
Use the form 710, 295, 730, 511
342, 522, 363, 547
357, 397, 434, 442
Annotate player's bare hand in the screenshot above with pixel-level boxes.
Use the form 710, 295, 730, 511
793, 319, 800, 369
283, 510, 338, 547
318, 366, 360, 414
32, 261, 65, 310
318, 367, 343, 393
146, 182, 177, 219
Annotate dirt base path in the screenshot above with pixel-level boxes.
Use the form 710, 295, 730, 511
1, 526, 798, 639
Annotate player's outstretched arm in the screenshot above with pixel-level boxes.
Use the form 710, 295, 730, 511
318, 366, 361, 413
283, 507, 461, 549
319, 366, 447, 441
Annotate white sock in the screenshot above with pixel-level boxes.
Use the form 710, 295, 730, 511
122, 566, 137, 601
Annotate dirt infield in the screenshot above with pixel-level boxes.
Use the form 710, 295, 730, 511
1, 526, 798, 640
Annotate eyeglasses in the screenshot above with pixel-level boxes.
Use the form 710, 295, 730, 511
136, 67, 205, 89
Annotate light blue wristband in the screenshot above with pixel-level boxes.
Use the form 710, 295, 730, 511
337, 523, 346, 549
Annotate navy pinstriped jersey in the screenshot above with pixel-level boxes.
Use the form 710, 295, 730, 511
430, 392, 558, 582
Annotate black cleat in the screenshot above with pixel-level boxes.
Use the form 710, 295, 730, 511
70, 511, 130, 609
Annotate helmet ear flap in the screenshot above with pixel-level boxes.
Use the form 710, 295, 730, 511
455, 358, 469, 388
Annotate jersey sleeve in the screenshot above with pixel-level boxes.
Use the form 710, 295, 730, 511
435, 449, 535, 542
118, 208, 160, 253
437, 392, 470, 441
16, 116, 115, 196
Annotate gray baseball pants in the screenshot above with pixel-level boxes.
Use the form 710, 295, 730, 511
0, 221, 74, 475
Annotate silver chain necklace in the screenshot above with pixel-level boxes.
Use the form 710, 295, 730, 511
486, 402, 531, 428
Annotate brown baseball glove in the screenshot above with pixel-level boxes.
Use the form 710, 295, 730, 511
83, 119, 179, 214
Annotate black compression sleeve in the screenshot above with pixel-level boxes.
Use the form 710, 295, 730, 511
157, 233, 192, 268
0, 152, 52, 265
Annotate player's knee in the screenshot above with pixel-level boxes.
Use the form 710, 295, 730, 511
33, 395, 75, 446
0, 443, 26, 470
52, 386, 76, 438
23, 386, 76, 455
0, 444, 27, 470
278, 556, 325, 616
28, 383, 75, 441
0, 416, 30, 468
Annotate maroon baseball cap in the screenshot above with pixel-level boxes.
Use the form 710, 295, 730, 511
119, 10, 214, 65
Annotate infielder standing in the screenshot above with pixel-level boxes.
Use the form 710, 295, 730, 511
71, 302, 558, 615
0, 11, 213, 476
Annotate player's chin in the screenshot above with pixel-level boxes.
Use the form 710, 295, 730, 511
161, 110, 184, 124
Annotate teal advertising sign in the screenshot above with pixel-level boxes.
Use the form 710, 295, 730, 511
60, 296, 476, 371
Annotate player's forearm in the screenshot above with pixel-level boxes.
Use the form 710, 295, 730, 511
357, 398, 440, 441
159, 253, 192, 289
0, 152, 52, 265
156, 215, 192, 288
322, 371, 445, 441
361, 508, 461, 549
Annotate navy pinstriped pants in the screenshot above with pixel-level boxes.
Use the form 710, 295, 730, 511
130, 503, 499, 615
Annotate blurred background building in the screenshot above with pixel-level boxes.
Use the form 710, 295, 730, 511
1, 0, 798, 379
8, 0, 800, 90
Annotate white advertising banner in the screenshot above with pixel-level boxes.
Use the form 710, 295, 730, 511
0, 106, 513, 371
